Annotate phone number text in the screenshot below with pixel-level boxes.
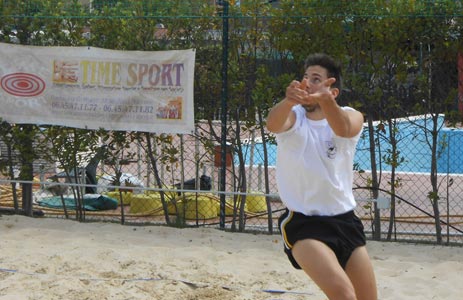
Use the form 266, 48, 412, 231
51, 102, 154, 114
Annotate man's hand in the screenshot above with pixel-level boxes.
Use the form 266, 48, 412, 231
305, 77, 337, 105
286, 77, 337, 106
285, 79, 309, 105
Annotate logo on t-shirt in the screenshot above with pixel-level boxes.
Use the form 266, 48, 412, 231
325, 140, 337, 159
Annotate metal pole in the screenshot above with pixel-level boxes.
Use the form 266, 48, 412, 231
219, 0, 229, 229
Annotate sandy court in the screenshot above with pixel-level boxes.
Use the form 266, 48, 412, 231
0, 215, 462, 300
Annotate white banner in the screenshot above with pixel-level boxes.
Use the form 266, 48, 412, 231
0, 43, 195, 134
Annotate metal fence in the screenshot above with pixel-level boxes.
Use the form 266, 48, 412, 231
1, 0, 463, 246
1, 116, 463, 245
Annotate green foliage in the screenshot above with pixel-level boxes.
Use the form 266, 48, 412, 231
38, 126, 101, 179
0, 121, 15, 176
427, 190, 440, 203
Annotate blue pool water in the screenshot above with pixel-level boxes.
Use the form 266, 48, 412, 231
238, 115, 463, 174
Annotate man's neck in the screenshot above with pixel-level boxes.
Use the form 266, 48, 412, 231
306, 109, 325, 121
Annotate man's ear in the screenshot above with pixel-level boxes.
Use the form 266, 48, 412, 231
330, 87, 340, 98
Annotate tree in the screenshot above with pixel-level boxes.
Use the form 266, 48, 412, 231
405, 0, 463, 244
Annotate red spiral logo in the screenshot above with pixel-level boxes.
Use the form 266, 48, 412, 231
1, 73, 46, 97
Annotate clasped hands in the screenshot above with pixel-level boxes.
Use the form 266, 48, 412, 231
285, 77, 336, 106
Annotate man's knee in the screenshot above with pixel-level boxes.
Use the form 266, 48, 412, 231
325, 282, 357, 300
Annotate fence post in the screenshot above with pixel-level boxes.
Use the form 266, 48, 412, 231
218, 0, 229, 229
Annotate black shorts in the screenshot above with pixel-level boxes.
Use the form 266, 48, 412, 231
278, 209, 366, 269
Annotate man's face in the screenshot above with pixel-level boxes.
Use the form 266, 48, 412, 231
302, 65, 329, 112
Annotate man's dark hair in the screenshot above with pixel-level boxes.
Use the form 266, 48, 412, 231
304, 53, 342, 94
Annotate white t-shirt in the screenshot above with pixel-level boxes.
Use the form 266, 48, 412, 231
275, 105, 362, 216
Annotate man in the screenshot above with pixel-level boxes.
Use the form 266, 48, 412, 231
266, 53, 377, 300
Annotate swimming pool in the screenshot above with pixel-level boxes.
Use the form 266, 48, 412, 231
238, 115, 463, 174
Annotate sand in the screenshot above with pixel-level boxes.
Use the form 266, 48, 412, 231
0, 215, 462, 300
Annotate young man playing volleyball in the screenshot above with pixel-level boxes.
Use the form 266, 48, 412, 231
266, 53, 377, 300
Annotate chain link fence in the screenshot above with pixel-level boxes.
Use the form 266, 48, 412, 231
2, 116, 462, 244
0, 0, 463, 245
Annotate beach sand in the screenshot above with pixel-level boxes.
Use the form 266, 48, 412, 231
0, 215, 462, 300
